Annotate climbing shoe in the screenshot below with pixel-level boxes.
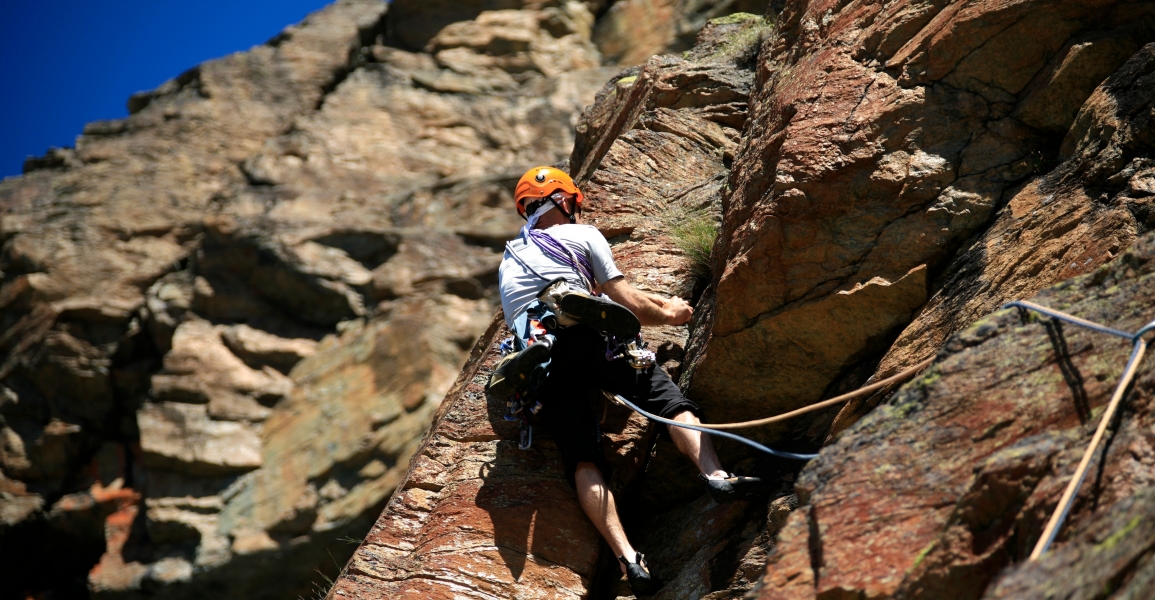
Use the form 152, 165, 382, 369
536, 277, 641, 338
700, 473, 763, 504
485, 339, 552, 400
619, 552, 661, 596
558, 291, 641, 339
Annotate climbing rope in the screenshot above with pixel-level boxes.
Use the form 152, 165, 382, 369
611, 394, 820, 460
1004, 301, 1155, 560
609, 347, 936, 460
603, 299, 1151, 556
1006, 300, 1134, 340
692, 357, 936, 430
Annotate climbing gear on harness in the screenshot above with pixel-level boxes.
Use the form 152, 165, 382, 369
699, 472, 764, 503
515, 166, 583, 219
487, 340, 552, 402
606, 338, 656, 370
489, 342, 547, 451
619, 552, 661, 596
492, 281, 650, 452
489, 297, 566, 450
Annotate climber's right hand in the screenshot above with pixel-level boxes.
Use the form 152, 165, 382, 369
664, 296, 693, 325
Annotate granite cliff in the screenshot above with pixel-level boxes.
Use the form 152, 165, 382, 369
0, 0, 760, 597
3, 0, 1155, 599
328, 0, 1155, 598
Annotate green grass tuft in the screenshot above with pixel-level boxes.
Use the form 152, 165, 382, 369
708, 12, 763, 26
670, 209, 719, 289
711, 15, 773, 62
298, 569, 335, 600
911, 540, 938, 570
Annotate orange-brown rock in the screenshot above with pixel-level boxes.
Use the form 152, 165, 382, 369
832, 40, 1155, 437
0, 1, 762, 597
683, 0, 1155, 449
7, 0, 1155, 598
755, 231, 1155, 599
983, 489, 1155, 599
593, 0, 771, 66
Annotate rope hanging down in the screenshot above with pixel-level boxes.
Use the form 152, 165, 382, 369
1004, 301, 1155, 561
607, 299, 1150, 558
611, 349, 936, 460
611, 394, 820, 461
694, 357, 935, 430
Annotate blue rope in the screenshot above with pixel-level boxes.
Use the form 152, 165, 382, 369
1034, 339, 1147, 557
1008, 300, 1154, 559
1003, 300, 1133, 339
611, 394, 819, 461
1134, 319, 1155, 342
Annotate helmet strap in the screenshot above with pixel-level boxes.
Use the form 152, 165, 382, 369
552, 197, 577, 224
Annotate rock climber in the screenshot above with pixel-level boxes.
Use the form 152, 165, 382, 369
487, 166, 761, 596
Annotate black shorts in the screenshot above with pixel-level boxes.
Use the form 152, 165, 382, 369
535, 324, 701, 486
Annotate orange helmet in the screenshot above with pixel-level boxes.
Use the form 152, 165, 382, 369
514, 166, 584, 219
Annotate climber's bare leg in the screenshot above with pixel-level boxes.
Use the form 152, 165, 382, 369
575, 461, 635, 574
667, 411, 726, 478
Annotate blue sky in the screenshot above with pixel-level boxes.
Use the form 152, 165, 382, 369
0, 0, 337, 179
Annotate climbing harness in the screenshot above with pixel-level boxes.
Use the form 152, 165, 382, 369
1004, 300, 1155, 560
494, 280, 653, 450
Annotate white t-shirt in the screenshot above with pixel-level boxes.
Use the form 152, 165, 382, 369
499, 224, 623, 329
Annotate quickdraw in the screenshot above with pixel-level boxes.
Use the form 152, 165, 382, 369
606, 336, 656, 370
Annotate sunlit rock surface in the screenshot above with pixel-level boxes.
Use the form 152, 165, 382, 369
6, 0, 1155, 598
683, 0, 1155, 450
758, 231, 1155, 600
0, 0, 764, 597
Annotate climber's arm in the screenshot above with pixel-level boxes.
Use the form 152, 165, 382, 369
602, 276, 693, 326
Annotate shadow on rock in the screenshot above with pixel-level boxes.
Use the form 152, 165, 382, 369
475, 397, 602, 585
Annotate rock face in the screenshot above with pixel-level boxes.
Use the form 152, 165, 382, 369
331, 0, 1155, 597
0, 1, 768, 598
828, 38, 1155, 438
683, 0, 1155, 447
757, 231, 1155, 600
593, 0, 771, 66
875, 40, 1155, 373
7, 0, 1155, 598
328, 0, 1155, 598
